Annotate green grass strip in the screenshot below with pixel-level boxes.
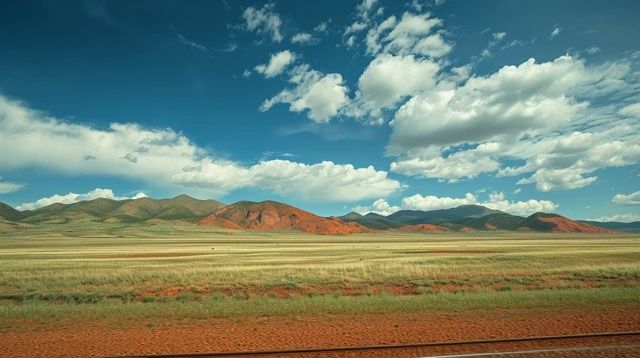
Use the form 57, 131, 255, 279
1, 286, 638, 323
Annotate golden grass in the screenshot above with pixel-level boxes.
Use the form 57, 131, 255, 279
0, 222, 639, 322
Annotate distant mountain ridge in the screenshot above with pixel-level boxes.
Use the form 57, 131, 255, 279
0, 197, 628, 234
341, 207, 619, 233
386, 205, 502, 225
2, 195, 224, 224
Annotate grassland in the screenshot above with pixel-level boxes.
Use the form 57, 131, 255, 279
1, 223, 639, 323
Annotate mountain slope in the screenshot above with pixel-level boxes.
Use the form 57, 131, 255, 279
0, 202, 25, 221
20, 195, 225, 223
200, 200, 368, 234
340, 212, 404, 230
456, 213, 525, 230
580, 220, 640, 233
395, 224, 450, 232
22, 198, 123, 223
516, 213, 612, 233
105, 195, 224, 222
387, 205, 502, 225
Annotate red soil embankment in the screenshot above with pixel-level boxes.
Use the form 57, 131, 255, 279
2, 305, 639, 357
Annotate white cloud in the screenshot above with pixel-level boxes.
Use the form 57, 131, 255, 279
248, 160, 402, 202
492, 32, 506, 41
242, 3, 283, 42
517, 168, 598, 192
388, 56, 588, 154
380, 46, 640, 192
612, 190, 640, 205
365, 12, 449, 57
550, 27, 561, 39
176, 33, 207, 51
354, 192, 557, 216
291, 32, 317, 45
352, 54, 440, 115
352, 198, 400, 216
255, 50, 296, 78
591, 213, 640, 223
0, 177, 24, 194
343, 0, 380, 38
0, 94, 400, 202
504, 127, 640, 191
402, 192, 477, 211
17, 188, 147, 211
260, 65, 349, 122
242, 69, 251, 78
390, 142, 501, 181
585, 46, 600, 55
620, 103, 640, 117
345, 21, 368, 35
314, 20, 330, 33
356, 0, 379, 19
482, 191, 557, 216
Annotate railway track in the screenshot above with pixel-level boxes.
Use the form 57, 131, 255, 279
107, 330, 640, 357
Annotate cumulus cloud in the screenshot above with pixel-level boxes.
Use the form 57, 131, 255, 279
402, 192, 477, 211
341, 11, 453, 123
365, 12, 449, 58
550, 27, 561, 39
255, 50, 296, 78
352, 198, 400, 216
242, 3, 283, 42
260, 65, 349, 122
504, 127, 640, 191
0, 94, 400, 202
482, 191, 557, 216
343, 0, 384, 46
17, 188, 147, 211
314, 20, 330, 33
385, 53, 640, 191
291, 32, 317, 45
612, 190, 640, 205
390, 142, 501, 181
353, 192, 558, 216
250, 160, 404, 203
0, 177, 24, 194
388, 56, 588, 153
353, 54, 439, 115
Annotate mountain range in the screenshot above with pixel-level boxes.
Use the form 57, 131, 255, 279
1, 196, 638, 234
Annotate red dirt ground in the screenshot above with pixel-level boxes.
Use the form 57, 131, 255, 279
1, 304, 639, 357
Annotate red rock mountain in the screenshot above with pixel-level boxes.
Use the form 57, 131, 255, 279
199, 200, 368, 235
517, 213, 613, 233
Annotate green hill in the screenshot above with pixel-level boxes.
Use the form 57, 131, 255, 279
387, 205, 502, 225
456, 213, 525, 230
340, 212, 404, 230
17, 195, 225, 224
0, 202, 25, 221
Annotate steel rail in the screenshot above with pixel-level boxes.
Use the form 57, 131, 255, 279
106, 330, 640, 358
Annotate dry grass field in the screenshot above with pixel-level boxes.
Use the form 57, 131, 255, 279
1, 223, 640, 357
1, 223, 639, 323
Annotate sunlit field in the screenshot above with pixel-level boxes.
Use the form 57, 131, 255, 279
1, 223, 638, 324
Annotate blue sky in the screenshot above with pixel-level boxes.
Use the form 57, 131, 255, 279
0, 0, 639, 221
